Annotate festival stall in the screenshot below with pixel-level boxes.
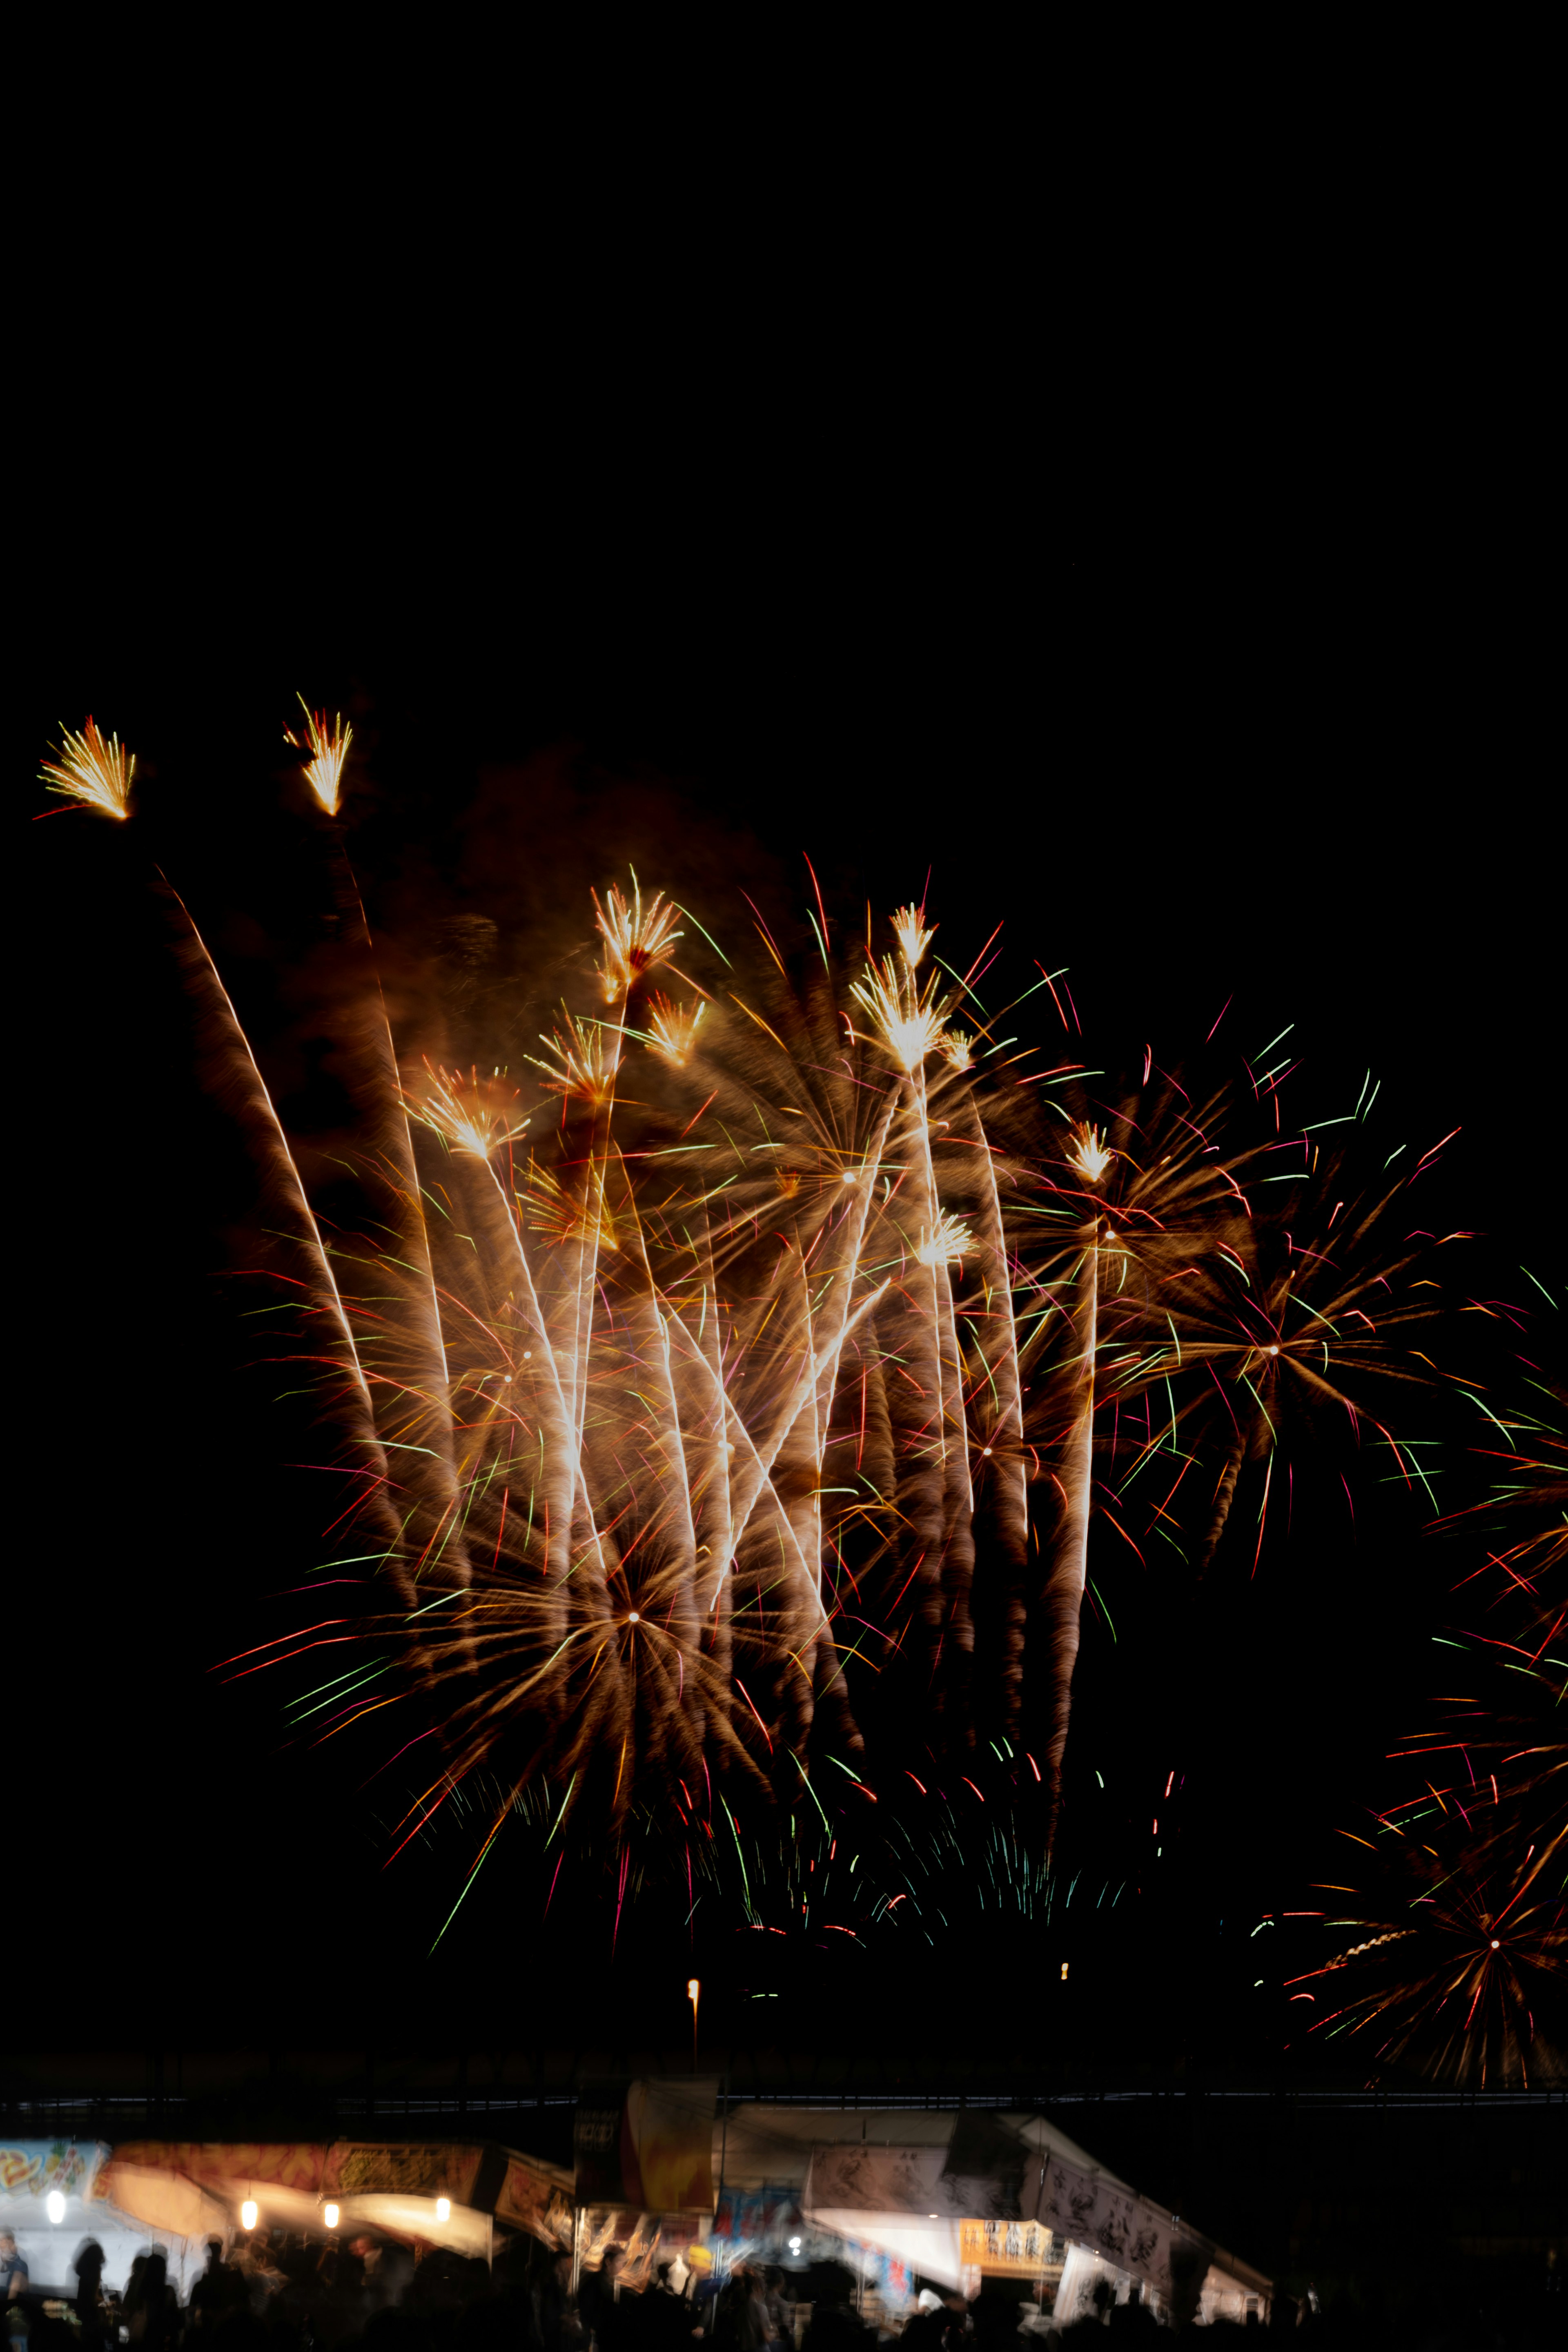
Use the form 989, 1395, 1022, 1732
573, 2080, 718, 2287
0, 2139, 210, 2300
707, 2104, 1272, 2325
89, 2139, 574, 2267
713, 2107, 960, 2309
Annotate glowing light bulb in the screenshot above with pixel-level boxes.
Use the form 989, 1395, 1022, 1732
688, 1978, 700, 2002
242, 2201, 258, 2230
323, 2203, 340, 2231
628, 1611, 640, 1624
47, 2190, 66, 2225
1490, 1938, 1500, 1950
436, 2197, 451, 2224
1060, 1962, 1069, 1982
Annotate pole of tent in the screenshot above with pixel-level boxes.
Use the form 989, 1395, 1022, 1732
714, 2076, 729, 2285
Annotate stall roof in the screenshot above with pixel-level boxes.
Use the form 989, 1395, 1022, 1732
93, 2139, 574, 2254
713, 2105, 1127, 2193
710, 2103, 1269, 2312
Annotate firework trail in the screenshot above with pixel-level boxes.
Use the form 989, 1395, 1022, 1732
1036, 1127, 1109, 1833
41, 709, 1462, 1923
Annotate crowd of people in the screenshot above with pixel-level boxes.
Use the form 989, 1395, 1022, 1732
2, 2229, 1559, 2350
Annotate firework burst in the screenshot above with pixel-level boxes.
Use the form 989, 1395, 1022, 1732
283, 695, 353, 816
411, 1061, 532, 1158
40, 717, 134, 818
644, 994, 707, 1068
39, 710, 1468, 1936
1281, 1343, 1566, 2086
1284, 1807, 1564, 2086
593, 880, 684, 1002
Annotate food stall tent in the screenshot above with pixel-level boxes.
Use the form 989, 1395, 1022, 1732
0, 2141, 211, 2300
711, 2104, 1272, 2323
1, 2136, 575, 2301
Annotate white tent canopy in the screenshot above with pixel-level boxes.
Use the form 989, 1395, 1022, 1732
0, 2144, 212, 2301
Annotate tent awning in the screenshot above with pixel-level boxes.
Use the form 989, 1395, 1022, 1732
787, 2115, 1270, 2313
93, 2141, 574, 2254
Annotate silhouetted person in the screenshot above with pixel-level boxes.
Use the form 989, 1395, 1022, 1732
1104, 2300, 1159, 2338
583, 2247, 635, 2352
709, 2270, 748, 2352
539, 2251, 583, 2352
746, 2270, 780, 2352
968, 2290, 1024, 2352
125, 2250, 174, 2351
189, 2241, 231, 2329
73, 2241, 108, 2346
686, 2252, 719, 2341
646, 2264, 694, 2352
800, 2266, 868, 2352
899, 2294, 944, 2352
936, 2292, 969, 2352
762, 2272, 791, 2347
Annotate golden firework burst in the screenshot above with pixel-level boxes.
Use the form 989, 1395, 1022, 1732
646, 993, 706, 1069
1069, 1123, 1114, 1185
410, 1062, 531, 1158
594, 881, 683, 1003
849, 955, 949, 1073
891, 903, 935, 970
40, 717, 134, 820
529, 1012, 621, 1107
916, 1212, 976, 1270
284, 695, 353, 816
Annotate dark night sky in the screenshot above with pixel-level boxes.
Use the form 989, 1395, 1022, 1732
20, 336, 1559, 2089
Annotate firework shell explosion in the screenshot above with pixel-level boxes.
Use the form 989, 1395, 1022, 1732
40, 711, 1471, 1931
1280, 1376, 1566, 2085
1281, 1803, 1564, 2089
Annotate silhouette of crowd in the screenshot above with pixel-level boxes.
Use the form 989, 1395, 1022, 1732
6, 2230, 1559, 2352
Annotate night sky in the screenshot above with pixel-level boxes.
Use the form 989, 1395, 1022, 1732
22, 427, 1558, 2090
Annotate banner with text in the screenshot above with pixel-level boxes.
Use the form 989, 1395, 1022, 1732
1025, 2153, 1180, 2303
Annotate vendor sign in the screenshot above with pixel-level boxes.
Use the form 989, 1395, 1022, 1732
958, 2219, 1060, 2276
0, 2143, 106, 2203
495, 2157, 574, 2250
1025, 2152, 1177, 2303
325, 2145, 485, 2204
805, 2145, 1007, 2221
